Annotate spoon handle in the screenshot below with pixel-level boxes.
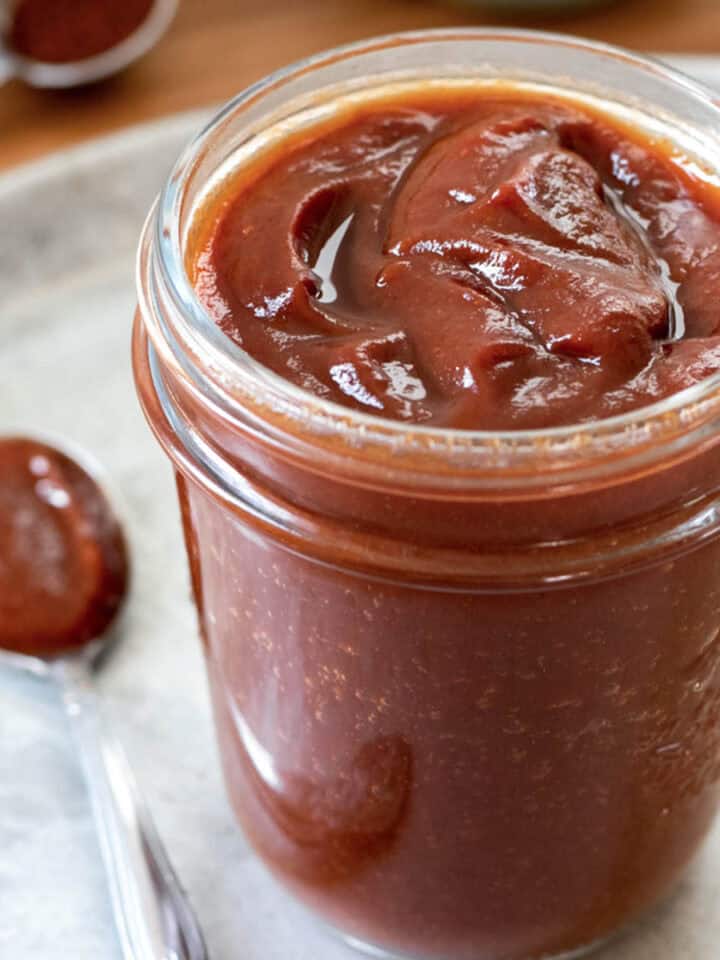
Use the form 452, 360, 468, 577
52, 658, 208, 960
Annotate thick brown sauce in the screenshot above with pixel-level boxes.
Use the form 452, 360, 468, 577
191, 86, 720, 430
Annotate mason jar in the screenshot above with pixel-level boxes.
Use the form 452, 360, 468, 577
133, 30, 720, 960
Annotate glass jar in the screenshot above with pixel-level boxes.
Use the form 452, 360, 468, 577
133, 30, 720, 960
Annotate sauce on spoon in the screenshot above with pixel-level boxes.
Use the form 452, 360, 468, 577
0, 437, 128, 657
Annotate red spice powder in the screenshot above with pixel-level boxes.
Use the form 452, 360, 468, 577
7, 0, 155, 64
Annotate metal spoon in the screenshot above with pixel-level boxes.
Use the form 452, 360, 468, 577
0, 0, 177, 88
0, 436, 208, 960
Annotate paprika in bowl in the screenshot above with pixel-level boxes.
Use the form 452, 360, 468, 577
6, 0, 155, 63
133, 30, 720, 960
2, 0, 176, 87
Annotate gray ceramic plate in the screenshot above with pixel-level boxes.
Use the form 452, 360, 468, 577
2, 57, 720, 960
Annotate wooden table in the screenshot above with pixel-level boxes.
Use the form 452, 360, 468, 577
2, 0, 720, 171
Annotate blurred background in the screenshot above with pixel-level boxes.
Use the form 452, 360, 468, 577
2, 0, 720, 172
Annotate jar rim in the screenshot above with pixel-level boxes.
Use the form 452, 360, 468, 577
148, 28, 720, 491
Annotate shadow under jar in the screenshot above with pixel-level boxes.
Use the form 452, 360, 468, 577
133, 30, 720, 960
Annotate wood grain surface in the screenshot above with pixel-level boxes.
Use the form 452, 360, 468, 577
2, 0, 720, 171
